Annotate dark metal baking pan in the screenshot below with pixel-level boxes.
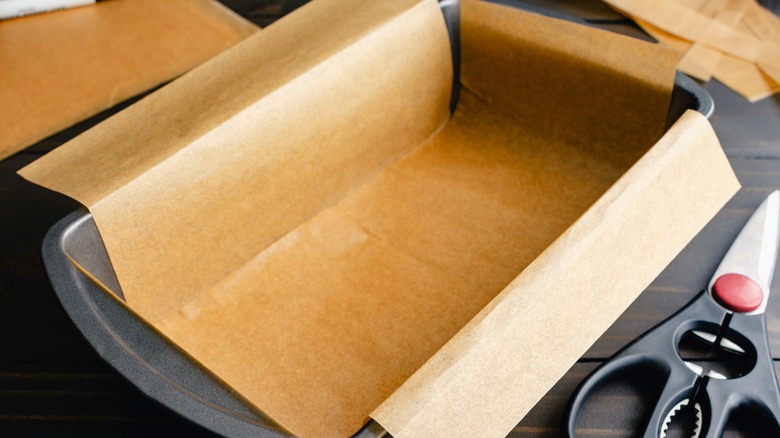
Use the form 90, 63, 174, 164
40, 1, 713, 437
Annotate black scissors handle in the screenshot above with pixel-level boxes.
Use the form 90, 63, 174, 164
561, 290, 780, 437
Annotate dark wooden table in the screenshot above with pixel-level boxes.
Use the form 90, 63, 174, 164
2, 1, 780, 437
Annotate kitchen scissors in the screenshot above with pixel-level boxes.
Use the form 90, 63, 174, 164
562, 191, 780, 438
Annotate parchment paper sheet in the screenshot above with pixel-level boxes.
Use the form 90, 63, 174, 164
604, 0, 780, 101
0, 0, 257, 160
20, 0, 739, 437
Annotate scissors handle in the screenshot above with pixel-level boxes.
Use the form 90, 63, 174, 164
698, 309, 780, 438
561, 290, 780, 437
560, 322, 698, 437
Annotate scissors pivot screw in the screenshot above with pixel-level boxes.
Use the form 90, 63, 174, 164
712, 273, 763, 313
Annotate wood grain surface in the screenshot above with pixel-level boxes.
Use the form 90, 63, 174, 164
1, 1, 779, 437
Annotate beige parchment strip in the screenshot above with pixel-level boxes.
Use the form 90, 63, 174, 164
604, 0, 780, 83
715, 53, 780, 101
677, 0, 747, 81
742, 0, 780, 43
634, 6, 780, 101
636, 17, 694, 52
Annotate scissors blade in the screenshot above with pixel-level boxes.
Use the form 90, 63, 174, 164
707, 190, 780, 315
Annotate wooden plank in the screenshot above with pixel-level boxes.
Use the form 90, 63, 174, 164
217, 0, 309, 27
0, 367, 215, 437
708, 80, 780, 158
0, 155, 94, 365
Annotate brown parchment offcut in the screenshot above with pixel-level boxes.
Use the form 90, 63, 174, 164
603, 0, 780, 101
0, 0, 257, 160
